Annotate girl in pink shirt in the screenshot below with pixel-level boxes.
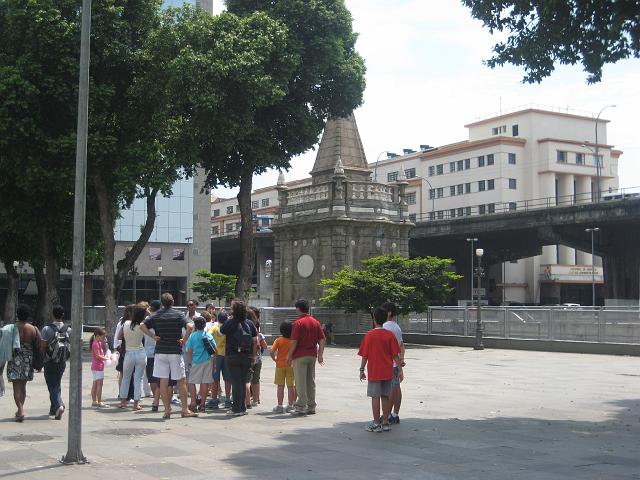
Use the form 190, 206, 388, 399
90, 328, 109, 408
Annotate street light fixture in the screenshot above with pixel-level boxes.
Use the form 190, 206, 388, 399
373, 151, 398, 182
585, 227, 600, 306
157, 265, 163, 300
466, 238, 478, 303
474, 248, 485, 350
594, 104, 616, 202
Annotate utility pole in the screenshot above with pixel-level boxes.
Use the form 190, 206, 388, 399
62, 0, 91, 465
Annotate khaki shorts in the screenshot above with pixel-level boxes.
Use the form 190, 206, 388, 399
274, 366, 295, 387
367, 380, 392, 398
188, 360, 213, 385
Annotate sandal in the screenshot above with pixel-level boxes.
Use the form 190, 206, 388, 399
162, 411, 171, 419
133, 405, 142, 411
181, 411, 199, 418
15, 413, 24, 423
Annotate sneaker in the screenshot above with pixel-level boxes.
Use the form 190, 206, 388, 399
306, 409, 316, 415
240, 411, 248, 416
197, 405, 206, 413
246, 404, 253, 409
151, 405, 159, 412
224, 400, 232, 409
92, 401, 99, 408
272, 405, 284, 414
285, 405, 295, 413
390, 414, 400, 424
365, 422, 382, 433
226, 410, 243, 417
382, 423, 392, 432
98, 403, 111, 409
206, 399, 218, 408
171, 397, 181, 405
55, 406, 65, 420
291, 407, 307, 415
251, 400, 258, 407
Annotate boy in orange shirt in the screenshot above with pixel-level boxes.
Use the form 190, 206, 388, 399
358, 306, 403, 432
270, 321, 296, 413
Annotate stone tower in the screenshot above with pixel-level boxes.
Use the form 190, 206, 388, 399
271, 114, 413, 307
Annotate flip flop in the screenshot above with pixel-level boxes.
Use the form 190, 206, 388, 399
15, 413, 24, 423
162, 411, 171, 419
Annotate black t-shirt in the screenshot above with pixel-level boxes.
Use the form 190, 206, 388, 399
144, 307, 186, 355
220, 317, 257, 356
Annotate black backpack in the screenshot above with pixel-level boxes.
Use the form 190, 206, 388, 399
46, 324, 71, 363
235, 321, 253, 354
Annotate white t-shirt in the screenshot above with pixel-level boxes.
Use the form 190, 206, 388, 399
383, 320, 403, 366
122, 321, 145, 352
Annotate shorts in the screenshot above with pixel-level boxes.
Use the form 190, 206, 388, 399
188, 360, 213, 385
274, 366, 294, 387
153, 353, 185, 381
249, 361, 262, 385
213, 355, 230, 382
146, 357, 159, 384
391, 366, 400, 388
367, 380, 392, 398
92, 370, 104, 381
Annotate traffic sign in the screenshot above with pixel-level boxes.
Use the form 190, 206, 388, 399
472, 288, 486, 296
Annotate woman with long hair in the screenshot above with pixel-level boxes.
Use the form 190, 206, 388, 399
118, 304, 148, 410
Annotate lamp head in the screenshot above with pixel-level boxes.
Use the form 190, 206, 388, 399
13, 260, 19, 268
158, 266, 163, 274
476, 248, 484, 258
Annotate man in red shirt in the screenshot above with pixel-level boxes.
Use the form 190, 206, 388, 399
286, 299, 326, 415
358, 306, 403, 432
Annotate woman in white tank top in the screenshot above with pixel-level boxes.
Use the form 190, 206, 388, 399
118, 305, 148, 410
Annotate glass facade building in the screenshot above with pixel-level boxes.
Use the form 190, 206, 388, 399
114, 177, 194, 244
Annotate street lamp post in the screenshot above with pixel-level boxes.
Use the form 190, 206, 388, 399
373, 151, 398, 182
185, 236, 192, 303
474, 248, 485, 350
12, 261, 19, 320
157, 266, 163, 300
418, 175, 436, 218
585, 227, 600, 306
594, 104, 616, 202
130, 266, 138, 303
466, 238, 478, 303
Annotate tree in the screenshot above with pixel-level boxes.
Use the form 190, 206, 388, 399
461, 0, 640, 83
211, 0, 366, 298
191, 269, 237, 306
320, 255, 461, 314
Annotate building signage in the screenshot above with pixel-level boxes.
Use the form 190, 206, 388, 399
541, 265, 604, 284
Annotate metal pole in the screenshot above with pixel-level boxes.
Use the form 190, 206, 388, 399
185, 236, 192, 303
466, 238, 477, 303
591, 230, 595, 307
594, 104, 616, 203
158, 271, 162, 299
474, 249, 484, 350
62, 0, 91, 465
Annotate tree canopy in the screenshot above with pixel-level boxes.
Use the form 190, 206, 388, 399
191, 270, 237, 305
320, 255, 461, 314
461, 0, 640, 83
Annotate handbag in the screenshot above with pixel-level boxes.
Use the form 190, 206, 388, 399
202, 333, 216, 356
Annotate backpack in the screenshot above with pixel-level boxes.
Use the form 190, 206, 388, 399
46, 324, 70, 363
235, 321, 253, 354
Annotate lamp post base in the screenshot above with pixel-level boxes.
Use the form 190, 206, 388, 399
474, 323, 484, 350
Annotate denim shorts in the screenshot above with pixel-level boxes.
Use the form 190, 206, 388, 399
391, 366, 400, 387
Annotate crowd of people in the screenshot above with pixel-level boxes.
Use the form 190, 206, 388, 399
1, 295, 406, 431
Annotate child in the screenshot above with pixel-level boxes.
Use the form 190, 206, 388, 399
248, 308, 268, 407
358, 307, 403, 432
270, 321, 296, 414
185, 316, 216, 412
90, 327, 110, 408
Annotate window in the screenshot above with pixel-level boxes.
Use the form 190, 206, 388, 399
449, 162, 456, 173
576, 153, 584, 165
235, 205, 241, 213
478, 155, 485, 167
488, 203, 495, 214
387, 171, 398, 182
465, 206, 472, 216
464, 158, 470, 170
436, 188, 443, 198
149, 247, 161, 261
487, 154, 494, 166
172, 248, 185, 261
508, 153, 516, 164
261, 198, 270, 207
404, 168, 416, 179
557, 151, 567, 163
479, 205, 486, 215
465, 182, 471, 194
488, 179, 495, 190
261, 218, 271, 227
456, 160, 463, 171
450, 186, 456, 197
508, 202, 517, 211
226, 206, 234, 215
437, 211, 444, 220
429, 211, 435, 221
428, 166, 435, 177
406, 192, 416, 205
409, 213, 417, 223
478, 180, 486, 192
450, 209, 456, 218
492, 125, 507, 135
512, 124, 519, 137
429, 189, 435, 199
211, 225, 219, 236
457, 184, 464, 195
225, 224, 233, 233
509, 178, 517, 189
436, 164, 443, 175
251, 201, 259, 209
213, 209, 220, 217
457, 207, 464, 217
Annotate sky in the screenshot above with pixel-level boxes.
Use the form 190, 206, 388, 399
172, 1, 640, 199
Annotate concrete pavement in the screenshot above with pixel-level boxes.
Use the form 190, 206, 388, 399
0, 345, 639, 479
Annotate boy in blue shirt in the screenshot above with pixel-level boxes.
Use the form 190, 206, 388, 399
185, 317, 216, 412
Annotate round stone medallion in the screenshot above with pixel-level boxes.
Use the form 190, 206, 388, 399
297, 254, 315, 278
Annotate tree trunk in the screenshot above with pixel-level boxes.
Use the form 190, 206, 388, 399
42, 236, 60, 328
93, 174, 159, 337
236, 172, 255, 300
2, 259, 19, 323
34, 266, 47, 327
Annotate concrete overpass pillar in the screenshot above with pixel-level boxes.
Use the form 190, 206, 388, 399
538, 172, 556, 206
557, 174, 576, 266
575, 175, 591, 204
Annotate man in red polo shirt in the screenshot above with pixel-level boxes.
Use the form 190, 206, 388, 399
286, 299, 326, 415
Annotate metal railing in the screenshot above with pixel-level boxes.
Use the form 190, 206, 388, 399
414, 186, 640, 223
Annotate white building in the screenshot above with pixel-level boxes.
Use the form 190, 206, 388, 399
373, 106, 621, 304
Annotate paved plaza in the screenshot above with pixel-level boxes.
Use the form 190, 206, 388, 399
0, 345, 639, 479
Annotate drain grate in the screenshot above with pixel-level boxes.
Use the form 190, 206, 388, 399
4, 434, 55, 442
93, 428, 159, 437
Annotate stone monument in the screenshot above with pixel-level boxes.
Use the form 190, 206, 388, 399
271, 113, 413, 307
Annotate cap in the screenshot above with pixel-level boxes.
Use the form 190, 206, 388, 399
149, 300, 161, 312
